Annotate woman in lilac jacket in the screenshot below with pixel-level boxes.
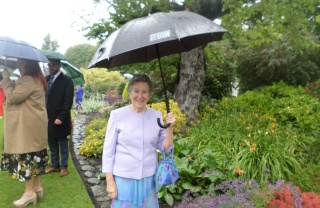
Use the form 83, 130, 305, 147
102, 74, 175, 207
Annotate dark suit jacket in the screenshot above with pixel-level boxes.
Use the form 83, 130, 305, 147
46, 72, 74, 138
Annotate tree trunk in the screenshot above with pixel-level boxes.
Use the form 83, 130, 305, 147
174, 46, 205, 121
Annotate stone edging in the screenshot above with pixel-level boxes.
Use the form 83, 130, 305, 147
70, 114, 111, 208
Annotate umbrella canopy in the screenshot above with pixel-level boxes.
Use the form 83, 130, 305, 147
41, 50, 85, 86
41, 50, 66, 60
0, 36, 49, 63
88, 11, 227, 69
0, 56, 17, 69
88, 11, 227, 128
60, 60, 85, 86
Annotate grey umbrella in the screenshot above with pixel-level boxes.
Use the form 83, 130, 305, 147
88, 11, 227, 128
0, 56, 17, 69
0, 36, 49, 63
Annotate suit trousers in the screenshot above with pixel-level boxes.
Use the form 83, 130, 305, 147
48, 136, 69, 169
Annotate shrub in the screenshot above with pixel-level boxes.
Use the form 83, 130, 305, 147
80, 118, 107, 157
83, 68, 125, 97
304, 81, 320, 99
79, 127, 106, 157
149, 100, 187, 135
289, 163, 320, 194
81, 93, 108, 114
84, 118, 107, 137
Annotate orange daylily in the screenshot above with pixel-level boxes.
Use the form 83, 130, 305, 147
235, 168, 245, 175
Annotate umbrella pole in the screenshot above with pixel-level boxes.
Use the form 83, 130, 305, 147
156, 44, 171, 129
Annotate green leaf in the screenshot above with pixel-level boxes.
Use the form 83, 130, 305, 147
164, 193, 174, 206
172, 193, 182, 200
182, 182, 201, 191
157, 190, 164, 198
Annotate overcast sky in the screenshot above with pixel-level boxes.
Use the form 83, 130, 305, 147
0, 0, 108, 53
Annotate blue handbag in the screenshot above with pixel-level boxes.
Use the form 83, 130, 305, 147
155, 148, 179, 192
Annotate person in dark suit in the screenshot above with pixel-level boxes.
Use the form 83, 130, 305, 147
45, 58, 74, 177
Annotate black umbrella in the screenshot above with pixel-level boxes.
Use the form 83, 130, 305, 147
88, 11, 227, 128
0, 36, 49, 64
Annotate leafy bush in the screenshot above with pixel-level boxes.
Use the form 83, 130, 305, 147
169, 82, 317, 205
84, 118, 107, 137
83, 68, 125, 98
81, 93, 108, 114
289, 163, 320, 194
149, 100, 187, 135
80, 118, 107, 157
305, 81, 320, 99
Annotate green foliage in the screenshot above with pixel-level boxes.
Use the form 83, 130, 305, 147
149, 100, 187, 135
236, 37, 320, 93
116, 81, 126, 97
289, 163, 320, 194
167, 82, 319, 204
80, 118, 107, 157
84, 117, 107, 136
81, 93, 108, 114
83, 68, 125, 85
203, 41, 237, 99
305, 81, 320, 99
65, 44, 99, 68
83, 68, 125, 96
41, 33, 59, 51
222, 0, 320, 93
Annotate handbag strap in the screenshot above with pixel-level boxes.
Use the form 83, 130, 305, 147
161, 147, 174, 160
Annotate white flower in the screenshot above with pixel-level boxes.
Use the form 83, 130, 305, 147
25, 169, 31, 177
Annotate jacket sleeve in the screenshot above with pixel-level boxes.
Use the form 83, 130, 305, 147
102, 110, 118, 173
56, 77, 74, 122
2, 76, 35, 105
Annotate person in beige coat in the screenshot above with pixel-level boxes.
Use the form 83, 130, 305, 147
1, 58, 49, 208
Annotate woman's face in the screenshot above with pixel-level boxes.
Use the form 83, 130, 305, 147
129, 82, 150, 110
17, 59, 26, 76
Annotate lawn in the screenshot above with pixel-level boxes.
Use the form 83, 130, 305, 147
0, 115, 94, 208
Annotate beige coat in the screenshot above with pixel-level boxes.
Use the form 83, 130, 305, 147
1, 76, 48, 154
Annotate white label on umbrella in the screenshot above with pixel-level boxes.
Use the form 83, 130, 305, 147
150, 30, 170, 42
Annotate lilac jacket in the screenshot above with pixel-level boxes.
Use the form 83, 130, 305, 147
102, 105, 167, 179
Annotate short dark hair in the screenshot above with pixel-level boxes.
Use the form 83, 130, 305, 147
128, 74, 153, 94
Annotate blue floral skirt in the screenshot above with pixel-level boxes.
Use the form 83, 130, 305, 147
3, 148, 49, 181
111, 175, 159, 208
